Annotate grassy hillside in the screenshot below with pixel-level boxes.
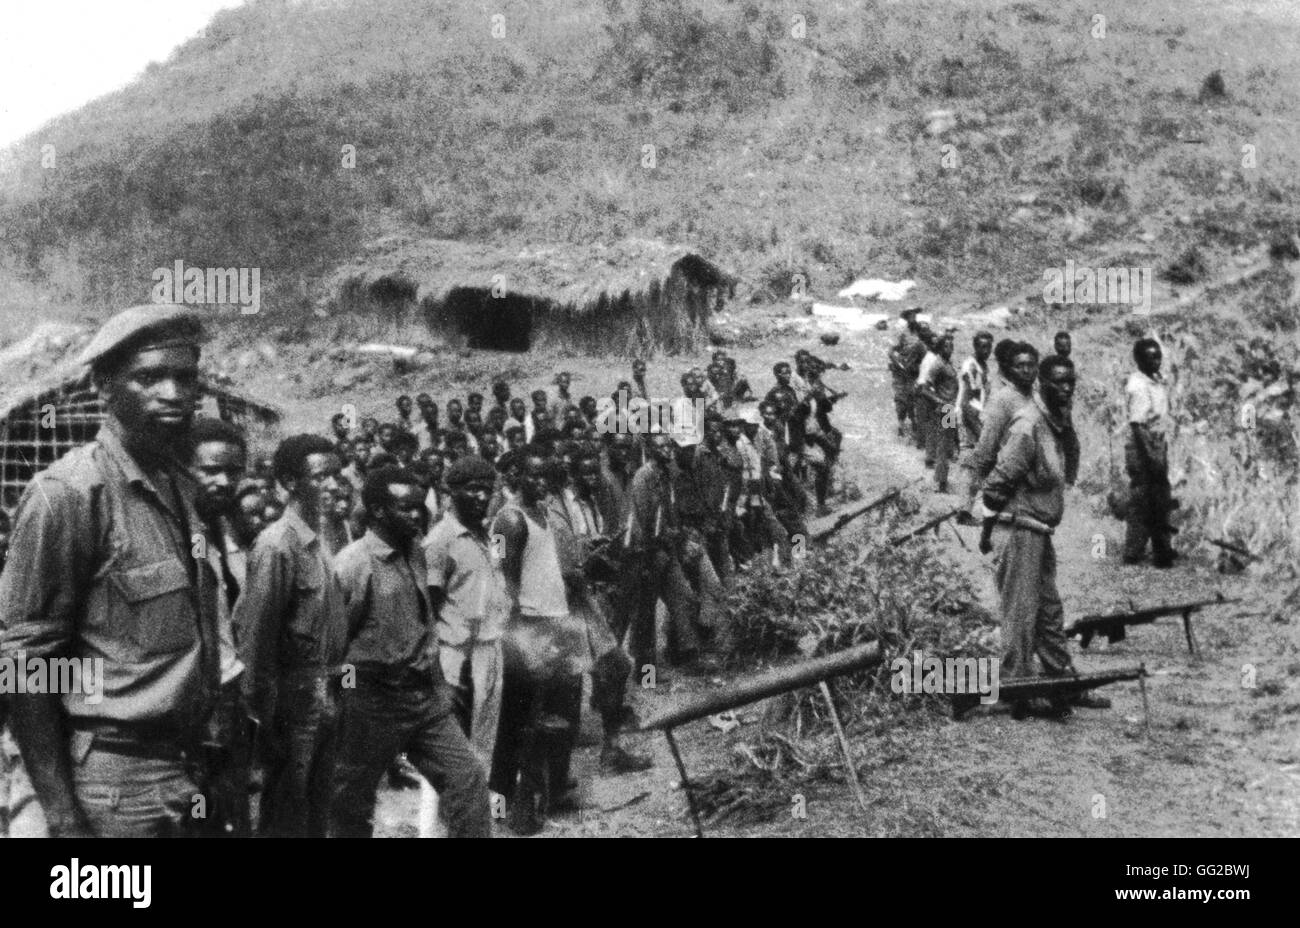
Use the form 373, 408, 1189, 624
3, 0, 1300, 320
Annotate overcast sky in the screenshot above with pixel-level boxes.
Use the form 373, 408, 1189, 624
0, 0, 247, 147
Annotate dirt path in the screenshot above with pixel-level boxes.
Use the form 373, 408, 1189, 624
353, 325, 1299, 837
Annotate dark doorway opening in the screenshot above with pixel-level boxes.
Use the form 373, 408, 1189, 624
441, 287, 536, 352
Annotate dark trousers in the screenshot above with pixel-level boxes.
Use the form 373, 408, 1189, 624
331, 682, 490, 838
613, 550, 700, 669
912, 392, 930, 450
490, 647, 583, 819
258, 673, 338, 838
1123, 443, 1175, 563
203, 682, 252, 837
933, 422, 957, 490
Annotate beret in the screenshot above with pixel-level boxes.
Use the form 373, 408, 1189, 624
79, 304, 205, 370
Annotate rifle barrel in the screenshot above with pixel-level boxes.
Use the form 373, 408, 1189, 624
638, 642, 882, 732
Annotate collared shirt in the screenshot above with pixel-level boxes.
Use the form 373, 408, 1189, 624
916, 350, 940, 387
0, 419, 220, 728
625, 461, 678, 552
561, 487, 603, 537
970, 386, 1034, 480
335, 531, 440, 678
212, 523, 248, 686
982, 393, 1070, 527
691, 443, 740, 531
234, 507, 348, 723
956, 356, 988, 418
1126, 370, 1171, 436
424, 510, 510, 645
922, 355, 959, 405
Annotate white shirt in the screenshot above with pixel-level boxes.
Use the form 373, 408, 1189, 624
1126, 370, 1171, 436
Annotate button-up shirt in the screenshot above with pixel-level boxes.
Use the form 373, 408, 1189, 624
1126, 370, 1171, 436
424, 510, 510, 645
335, 531, 440, 678
982, 393, 1070, 528
235, 507, 348, 723
625, 461, 678, 553
0, 419, 220, 728
970, 386, 1034, 481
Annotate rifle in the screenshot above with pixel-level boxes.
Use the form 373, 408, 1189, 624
950, 665, 1147, 720
1208, 538, 1255, 561
810, 479, 919, 543
887, 504, 969, 545
1065, 594, 1240, 656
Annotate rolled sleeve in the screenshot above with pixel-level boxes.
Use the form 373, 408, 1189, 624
982, 423, 1035, 512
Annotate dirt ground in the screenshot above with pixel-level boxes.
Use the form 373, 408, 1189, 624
308, 312, 1297, 839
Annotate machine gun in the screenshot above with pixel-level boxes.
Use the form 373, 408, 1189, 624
809, 479, 919, 544
1065, 594, 1240, 657
887, 504, 969, 546
950, 665, 1148, 721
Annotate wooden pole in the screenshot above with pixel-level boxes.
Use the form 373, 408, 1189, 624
819, 680, 870, 814
664, 728, 704, 838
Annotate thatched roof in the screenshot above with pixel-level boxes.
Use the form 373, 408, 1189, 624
323, 236, 728, 312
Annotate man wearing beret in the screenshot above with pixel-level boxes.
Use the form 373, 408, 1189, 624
0, 305, 228, 837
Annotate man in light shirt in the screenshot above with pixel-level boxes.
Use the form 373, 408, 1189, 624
1122, 337, 1178, 567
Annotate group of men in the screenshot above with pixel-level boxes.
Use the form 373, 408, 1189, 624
0, 305, 851, 838
888, 307, 1179, 719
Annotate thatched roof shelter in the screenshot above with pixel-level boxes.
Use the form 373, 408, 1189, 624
324, 237, 735, 354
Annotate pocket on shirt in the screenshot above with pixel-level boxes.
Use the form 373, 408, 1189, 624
110, 559, 196, 656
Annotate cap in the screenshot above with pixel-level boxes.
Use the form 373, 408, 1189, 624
79, 304, 206, 370
900, 306, 922, 319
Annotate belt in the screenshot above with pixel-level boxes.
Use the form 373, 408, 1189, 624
351, 664, 439, 690
994, 512, 1055, 536
68, 720, 192, 762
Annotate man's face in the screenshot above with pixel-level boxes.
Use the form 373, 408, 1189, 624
579, 397, 597, 420
97, 345, 201, 451
446, 400, 463, 424
974, 337, 993, 363
493, 383, 511, 405
373, 481, 425, 543
724, 421, 743, 444
608, 435, 633, 468
1054, 335, 1072, 358
1009, 352, 1038, 391
1138, 345, 1162, 375
426, 452, 446, 483
377, 425, 396, 450
232, 492, 267, 547
506, 429, 526, 451
1040, 364, 1076, 414
191, 440, 246, 519
290, 452, 342, 506
467, 394, 484, 413
577, 459, 602, 495
508, 398, 527, 421
396, 397, 413, 417
704, 418, 724, 448
519, 456, 549, 504
649, 435, 675, 468
487, 407, 507, 431
463, 410, 482, 435
453, 479, 493, 526
360, 419, 378, 440
331, 417, 349, 441
760, 404, 779, 431
937, 336, 954, 360
556, 374, 571, 392
774, 364, 792, 387
332, 484, 353, 521
352, 438, 372, 468
478, 435, 500, 462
